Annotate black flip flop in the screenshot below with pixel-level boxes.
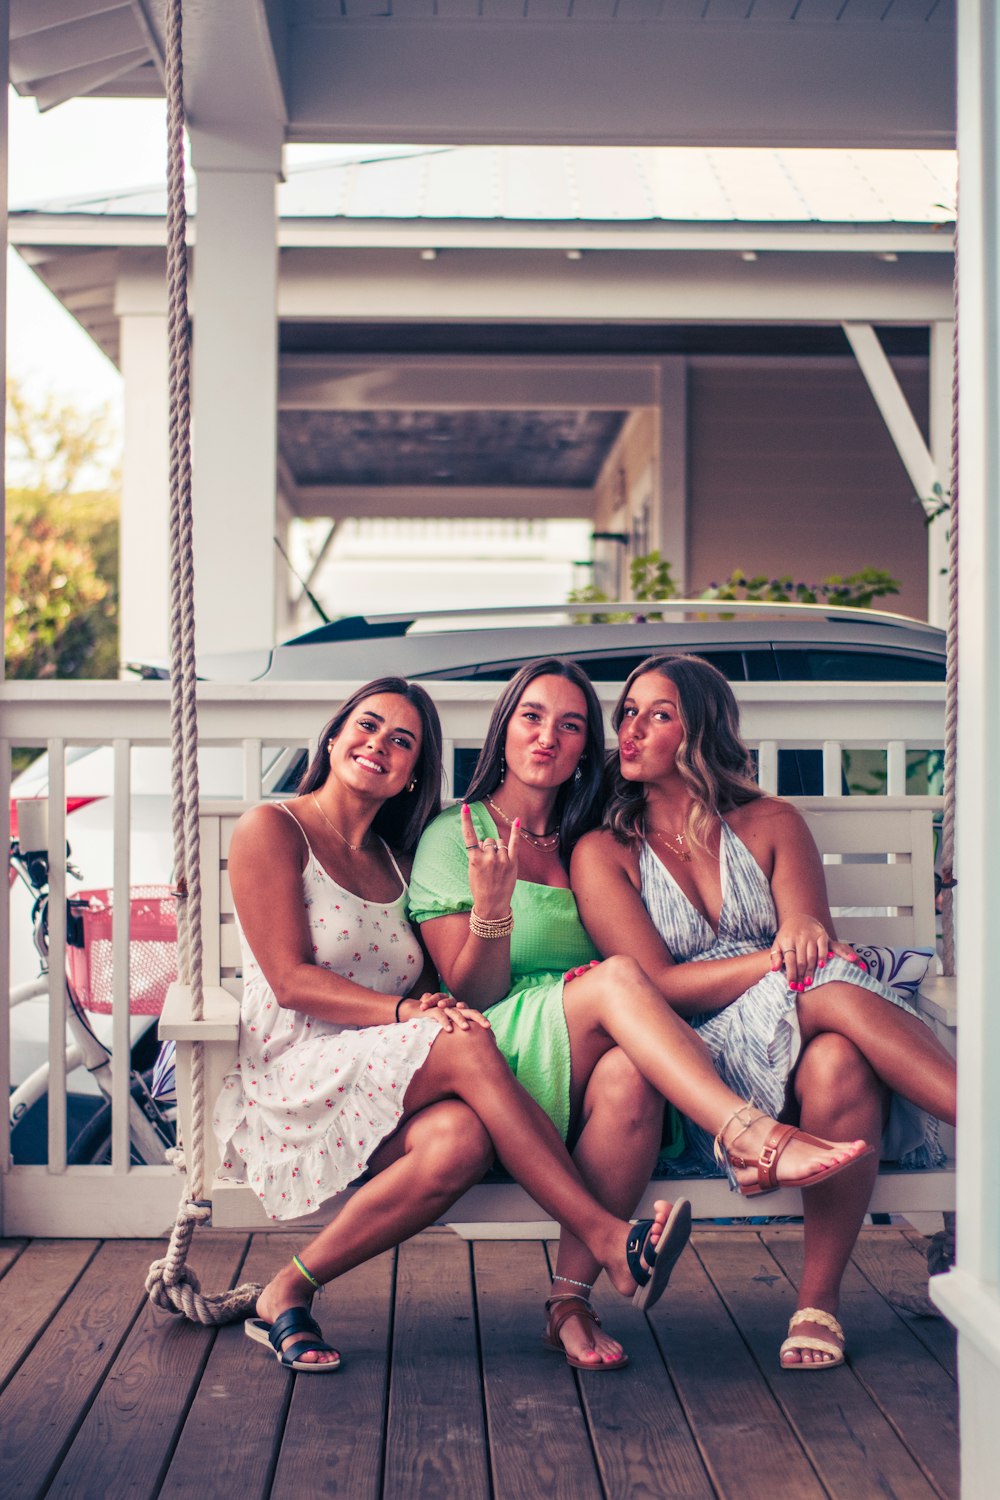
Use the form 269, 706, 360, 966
245, 1306, 342, 1372
627, 1198, 692, 1311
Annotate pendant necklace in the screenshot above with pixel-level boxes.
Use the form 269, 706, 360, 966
647, 825, 692, 863
486, 796, 560, 851
311, 792, 369, 852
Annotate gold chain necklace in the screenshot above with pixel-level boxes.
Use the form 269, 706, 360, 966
486, 796, 560, 851
647, 825, 692, 863
311, 792, 370, 852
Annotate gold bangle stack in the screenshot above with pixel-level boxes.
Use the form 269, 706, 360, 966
469, 907, 514, 940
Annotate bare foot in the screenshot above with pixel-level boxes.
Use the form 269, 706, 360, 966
254, 1268, 340, 1366
721, 1112, 870, 1194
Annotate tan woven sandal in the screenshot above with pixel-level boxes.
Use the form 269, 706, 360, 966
779, 1307, 846, 1371
542, 1294, 629, 1372
713, 1105, 873, 1198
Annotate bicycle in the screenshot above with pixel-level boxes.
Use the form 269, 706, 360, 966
8, 802, 177, 1166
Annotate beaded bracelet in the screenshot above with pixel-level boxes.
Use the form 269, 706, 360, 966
469, 907, 514, 940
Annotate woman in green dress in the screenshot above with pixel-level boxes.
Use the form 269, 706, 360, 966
409, 658, 871, 1371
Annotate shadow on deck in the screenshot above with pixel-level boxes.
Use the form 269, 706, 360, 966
0, 1224, 957, 1500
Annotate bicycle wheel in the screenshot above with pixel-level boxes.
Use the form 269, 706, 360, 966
67, 1071, 176, 1165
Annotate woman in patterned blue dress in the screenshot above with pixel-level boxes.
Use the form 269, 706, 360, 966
571, 653, 957, 1372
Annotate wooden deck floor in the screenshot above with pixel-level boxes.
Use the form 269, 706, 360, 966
0, 1224, 957, 1500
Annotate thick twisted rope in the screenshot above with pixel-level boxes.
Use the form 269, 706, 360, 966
940, 198, 959, 976
146, 0, 259, 1325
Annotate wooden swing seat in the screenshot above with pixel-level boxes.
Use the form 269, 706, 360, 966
159, 796, 956, 1235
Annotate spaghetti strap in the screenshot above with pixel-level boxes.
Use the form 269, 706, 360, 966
275, 800, 313, 856
378, 838, 409, 894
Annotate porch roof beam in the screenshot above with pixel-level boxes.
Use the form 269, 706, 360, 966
290, 484, 594, 522
842, 320, 942, 512
279, 357, 658, 411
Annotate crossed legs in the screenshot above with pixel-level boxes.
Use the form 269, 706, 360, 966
257, 1024, 674, 1363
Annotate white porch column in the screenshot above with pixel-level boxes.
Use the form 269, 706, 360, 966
930, 3, 1000, 1491
655, 358, 688, 592
928, 319, 956, 628
116, 254, 170, 666
189, 133, 281, 654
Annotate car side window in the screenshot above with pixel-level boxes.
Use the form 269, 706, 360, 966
773, 649, 945, 682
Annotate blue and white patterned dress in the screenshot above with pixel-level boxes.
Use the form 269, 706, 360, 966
640, 820, 943, 1174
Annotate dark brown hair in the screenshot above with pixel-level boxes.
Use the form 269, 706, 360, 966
298, 677, 443, 853
605, 653, 763, 848
464, 657, 606, 854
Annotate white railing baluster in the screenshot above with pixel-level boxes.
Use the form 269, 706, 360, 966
112, 740, 132, 1171
757, 741, 779, 793
47, 741, 68, 1173
887, 740, 907, 796
242, 739, 262, 801
823, 741, 843, 796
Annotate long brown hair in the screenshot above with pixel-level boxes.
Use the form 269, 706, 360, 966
464, 657, 606, 854
605, 654, 763, 848
298, 677, 443, 853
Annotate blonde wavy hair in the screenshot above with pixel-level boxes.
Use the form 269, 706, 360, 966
604, 654, 764, 850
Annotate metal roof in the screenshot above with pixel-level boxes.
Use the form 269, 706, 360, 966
12, 145, 956, 226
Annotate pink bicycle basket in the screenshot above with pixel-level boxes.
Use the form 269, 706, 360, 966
66, 886, 178, 1016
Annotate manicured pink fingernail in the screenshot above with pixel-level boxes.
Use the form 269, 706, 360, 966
804, 976, 812, 987
514, 818, 521, 827
564, 970, 573, 981
771, 962, 781, 972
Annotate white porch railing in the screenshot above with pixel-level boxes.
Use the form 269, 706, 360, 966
1, 678, 945, 1238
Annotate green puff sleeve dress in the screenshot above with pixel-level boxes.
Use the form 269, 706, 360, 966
408, 801, 598, 1141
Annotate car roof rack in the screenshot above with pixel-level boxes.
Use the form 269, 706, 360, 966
280, 599, 938, 647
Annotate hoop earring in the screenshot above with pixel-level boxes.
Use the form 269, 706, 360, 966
574, 764, 583, 784
407, 778, 417, 794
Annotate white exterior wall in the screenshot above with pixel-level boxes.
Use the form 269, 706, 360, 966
929, 5, 1000, 1493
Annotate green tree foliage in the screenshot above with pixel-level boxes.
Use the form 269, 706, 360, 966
5, 380, 120, 679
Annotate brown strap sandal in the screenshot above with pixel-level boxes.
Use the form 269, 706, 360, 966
714, 1105, 873, 1197
541, 1294, 629, 1372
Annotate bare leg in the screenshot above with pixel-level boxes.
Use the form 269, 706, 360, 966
550, 1048, 665, 1367
256, 1100, 494, 1362
399, 1024, 673, 1293
782, 1034, 887, 1369
561, 956, 869, 1187
797, 982, 956, 1125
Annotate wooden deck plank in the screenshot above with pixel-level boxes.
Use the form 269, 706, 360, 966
271, 1246, 395, 1500
849, 1227, 958, 1380
0, 1238, 29, 1278
0, 1238, 98, 1388
476, 1239, 604, 1500
700, 1228, 942, 1500
45, 1233, 251, 1500
383, 1232, 490, 1500
649, 1231, 826, 1500
0, 1240, 154, 1500
544, 1241, 714, 1500
159, 1233, 298, 1500
762, 1227, 959, 1500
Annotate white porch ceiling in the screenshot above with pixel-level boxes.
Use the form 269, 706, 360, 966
9, 1, 956, 149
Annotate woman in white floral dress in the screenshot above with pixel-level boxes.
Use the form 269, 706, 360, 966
217, 677, 680, 1372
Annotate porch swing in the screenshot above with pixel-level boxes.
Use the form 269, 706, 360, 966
145, 0, 961, 1324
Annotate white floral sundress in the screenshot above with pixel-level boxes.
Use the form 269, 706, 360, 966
213, 805, 441, 1220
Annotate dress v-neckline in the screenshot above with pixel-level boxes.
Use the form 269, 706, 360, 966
645, 819, 731, 941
